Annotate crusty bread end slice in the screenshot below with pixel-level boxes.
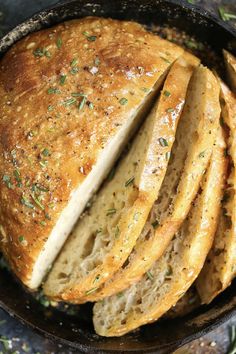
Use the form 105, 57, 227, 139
93, 125, 227, 337
196, 80, 236, 304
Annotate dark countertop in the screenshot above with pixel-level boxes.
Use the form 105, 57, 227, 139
0, 1, 235, 353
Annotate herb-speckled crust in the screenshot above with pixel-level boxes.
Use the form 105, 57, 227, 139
0, 17, 183, 287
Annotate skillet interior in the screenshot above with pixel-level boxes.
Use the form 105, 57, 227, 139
0, 0, 236, 353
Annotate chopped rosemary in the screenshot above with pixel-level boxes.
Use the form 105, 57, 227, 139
70, 67, 79, 75
164, 90, 171, 97
115, 225, 120, 238
88, 102, 94, 110
160, 56, 171, 64
56, 37, 62, 49
45, 213, 51, 220
166, 108, 174, 113
33, 47, 51, 58
40, 220, 47, 226
159, 137, 168, 147
125, 176, 135, 187
71, 92, 86, 97
93, 274, 100, 283
94, 56, 100, 66
219, 6, 236, 21
63, 98, 77, 106
2, 175, 12, 189
59, 74, 67, 85
70, 58, 78, 67
78, 96, 87, 111
20, 196, 34, 209
107, 167, 116, 181
39, 160, 48, 168
199, 151, 205, 158
32, 183, 49, 192
119, 97, 128, 105
85, 287, 98, 295
83, 31, 97, 42
42, 148, 50, 157
147, 271, 154, 281
87, 35, 97, 42
141, 87, 150, 92
106, 208, 117, 216
44, 50, 51, 58
165, 151, 171, 160
47, 87, 61, 94
31, 193, 45, 210
14, 169, 22, 186
33, 48, 45, 57
18, 235, 25, 243
48, 105, 54, 112
165, 265, 173, 278
151, 220, 159, 228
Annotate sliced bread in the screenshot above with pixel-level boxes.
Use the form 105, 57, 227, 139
196, 80, 236, 304
43, 52, 194, 300
93, 125, 227, 337
74, 64, 220, 303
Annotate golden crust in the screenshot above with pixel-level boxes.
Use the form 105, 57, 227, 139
0, 17, 182, 286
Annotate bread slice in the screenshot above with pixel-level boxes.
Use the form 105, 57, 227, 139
223, 49, 236, 93
196, 80, 236, 304
93, 125, 227, 337
43, 52, 194, 300
164, 286, 200, 319
72, 64, 220, 304
0, 17, 183, 289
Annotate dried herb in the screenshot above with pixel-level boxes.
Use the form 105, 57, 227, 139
119, 97, 128, 105
125, 177, 135, 187
56, 37, 62, 49
159, 137, 168, 147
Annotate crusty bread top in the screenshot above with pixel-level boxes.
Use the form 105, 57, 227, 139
0, 17, 182, 286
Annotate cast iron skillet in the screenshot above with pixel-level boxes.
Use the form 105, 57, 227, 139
0, 0, 236, 353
